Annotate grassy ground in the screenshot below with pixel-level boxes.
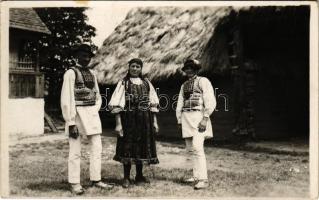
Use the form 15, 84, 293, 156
9, 132, 309, 198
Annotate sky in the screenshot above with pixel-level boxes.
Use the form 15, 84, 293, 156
85, 6, 133, 48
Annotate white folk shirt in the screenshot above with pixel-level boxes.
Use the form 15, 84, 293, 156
176, 76, 216, 139
60, 67, 102, 136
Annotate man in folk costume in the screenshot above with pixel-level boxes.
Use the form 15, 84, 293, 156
176, 59, 216, 190
61, 44, 113, 195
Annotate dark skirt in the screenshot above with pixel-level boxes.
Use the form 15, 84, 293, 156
113, 109, 159, 165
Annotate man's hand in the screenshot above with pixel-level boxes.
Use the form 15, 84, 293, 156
69, 125, 79, 139
198, 117, 208, 133
115, 123, 124, 137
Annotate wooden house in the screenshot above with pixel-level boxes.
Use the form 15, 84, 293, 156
91, 6, 310, 140
8, 8, 51, 135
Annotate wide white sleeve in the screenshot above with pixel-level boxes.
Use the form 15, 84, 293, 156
147, 79, 159, 113
93, 72, 102, 112
176, 85, 184, 124
200, 77, 216, 118
60, 70, 76, 126
108, 81, 126, 114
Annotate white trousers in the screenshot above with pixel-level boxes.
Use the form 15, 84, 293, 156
185, 134, 208, 180
68, 134, 102, 184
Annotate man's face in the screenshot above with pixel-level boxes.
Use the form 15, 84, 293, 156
75, 51, 92, 67
184, 67, 197, 78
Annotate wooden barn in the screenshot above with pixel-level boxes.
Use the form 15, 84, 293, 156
8, 8, 51, 135
91, 6, 310, 140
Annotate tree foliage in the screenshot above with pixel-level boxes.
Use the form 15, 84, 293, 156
34, 7, 97, 109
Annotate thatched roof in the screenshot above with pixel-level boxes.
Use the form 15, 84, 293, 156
10, 8, 51, 34
92, 7, 238, 85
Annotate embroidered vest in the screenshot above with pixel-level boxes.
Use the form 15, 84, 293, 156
182, 76, 204, 111
123, 78, 150, 111
70, 67, 96, 106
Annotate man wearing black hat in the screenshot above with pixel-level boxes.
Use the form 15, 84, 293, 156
61, 44, 113, 195
176, 59, 216, 190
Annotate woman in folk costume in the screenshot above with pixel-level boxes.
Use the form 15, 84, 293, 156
108, 58, 160, 188
60, 44, 114, 195
176, 59, 217, 190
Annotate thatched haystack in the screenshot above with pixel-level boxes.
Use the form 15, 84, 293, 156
94, 5, 310, 140
91, 7, 235, 85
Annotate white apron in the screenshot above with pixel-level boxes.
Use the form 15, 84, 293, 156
181, 111, 213, 139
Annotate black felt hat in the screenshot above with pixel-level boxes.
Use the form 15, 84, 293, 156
182, 59, 201, 71
74, 44, 94, 57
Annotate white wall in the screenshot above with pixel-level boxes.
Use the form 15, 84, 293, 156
8, 98, 44, 135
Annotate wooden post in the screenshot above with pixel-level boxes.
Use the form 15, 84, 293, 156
44, 112, 58, 133
35, 74, 44, 98
36, 41, 40, 72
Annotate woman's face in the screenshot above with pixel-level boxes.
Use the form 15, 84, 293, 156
129, 63, 142, 78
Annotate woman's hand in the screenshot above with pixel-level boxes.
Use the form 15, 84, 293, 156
198, 117, 208, 133
115, 114, 123, 137
152, 114, 160, 135
153, 121, 159, 134
115, 123, 123, 137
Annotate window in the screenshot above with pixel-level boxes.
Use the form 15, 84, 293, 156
9, 38, 44, 98
10, 40, 37, 71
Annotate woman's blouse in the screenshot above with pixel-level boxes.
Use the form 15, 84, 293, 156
109, 77, 159, 113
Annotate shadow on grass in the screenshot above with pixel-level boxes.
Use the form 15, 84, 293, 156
149, 167, 191, 185
101, 177, 122, 186
101, 173, 186, 186
99, 165, 188, 186
25, 181, 69, 192
102, 130, 308, 155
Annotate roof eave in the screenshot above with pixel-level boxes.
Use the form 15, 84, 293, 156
10, 24, 51, 35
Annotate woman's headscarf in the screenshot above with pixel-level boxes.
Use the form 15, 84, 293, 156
128, 58, 143, 68
124, 58, 144, 81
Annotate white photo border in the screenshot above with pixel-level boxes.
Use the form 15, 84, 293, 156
1, 1, 318, 199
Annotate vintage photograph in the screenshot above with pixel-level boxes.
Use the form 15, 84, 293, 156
1, 1, 318, 198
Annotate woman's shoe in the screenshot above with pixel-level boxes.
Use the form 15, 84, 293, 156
135, 176, 150, 185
